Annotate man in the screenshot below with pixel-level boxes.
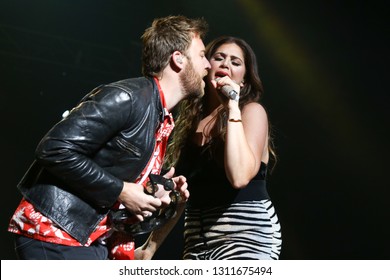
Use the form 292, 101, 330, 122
8, 15, 211, 260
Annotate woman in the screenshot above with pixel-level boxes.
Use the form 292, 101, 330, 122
135, 36, 282, 260
174, 36, 281, 260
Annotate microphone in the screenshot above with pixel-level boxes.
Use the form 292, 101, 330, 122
220, 85, 239, 101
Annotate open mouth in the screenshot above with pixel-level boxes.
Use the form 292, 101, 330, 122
214, 71, 230, 79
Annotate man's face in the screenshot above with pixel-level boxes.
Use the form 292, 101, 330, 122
179, 35, 211, 98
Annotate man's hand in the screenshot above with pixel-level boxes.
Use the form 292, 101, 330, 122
161, 167, 189, 204
118, 167, 188, 222
133, 168, 189, 260
118, 182, 162, 221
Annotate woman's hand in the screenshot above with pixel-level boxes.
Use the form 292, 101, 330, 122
213, 76, 241, 104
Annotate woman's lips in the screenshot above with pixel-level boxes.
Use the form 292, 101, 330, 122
214, 71, 230, 78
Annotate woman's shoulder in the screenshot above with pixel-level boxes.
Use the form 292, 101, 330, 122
241, 102, 268, 119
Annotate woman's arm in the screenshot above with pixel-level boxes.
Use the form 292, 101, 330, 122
224, 101, 268, 188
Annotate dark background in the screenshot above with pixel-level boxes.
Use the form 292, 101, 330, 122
1, 0, 388, 260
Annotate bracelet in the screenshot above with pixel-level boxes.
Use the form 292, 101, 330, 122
228, 119, 242, 122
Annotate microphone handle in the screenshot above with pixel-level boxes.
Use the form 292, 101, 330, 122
221, 85, 239, 101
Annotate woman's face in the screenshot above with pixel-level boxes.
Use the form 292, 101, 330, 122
208, 43, 246, 86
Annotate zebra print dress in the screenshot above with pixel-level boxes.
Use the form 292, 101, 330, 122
176, 142, 282, 260
183, 200, 282, 260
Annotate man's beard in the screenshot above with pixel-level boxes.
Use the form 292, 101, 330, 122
179, 59, 204, 99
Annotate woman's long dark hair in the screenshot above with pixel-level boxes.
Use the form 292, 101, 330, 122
164, 36, 277, 171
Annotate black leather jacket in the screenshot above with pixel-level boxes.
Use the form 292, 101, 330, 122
18, 77, 164, 245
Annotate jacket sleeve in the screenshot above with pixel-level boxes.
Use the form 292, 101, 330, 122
35, 85, 133, 208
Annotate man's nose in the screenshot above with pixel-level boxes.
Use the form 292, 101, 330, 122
205, 59, 211, 69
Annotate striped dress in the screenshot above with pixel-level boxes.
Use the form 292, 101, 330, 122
183, 201, 281, 260
177, 142, 282, 260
